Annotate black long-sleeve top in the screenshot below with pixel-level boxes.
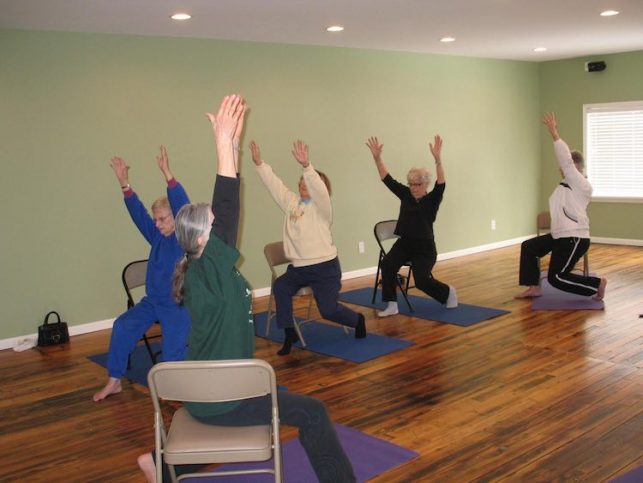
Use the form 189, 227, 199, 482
382, 174, 445, 241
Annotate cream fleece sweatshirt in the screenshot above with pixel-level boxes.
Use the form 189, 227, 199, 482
255, 161, 337, 267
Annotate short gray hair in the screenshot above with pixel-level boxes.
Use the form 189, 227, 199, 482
571, 150, 584, 167
407, 167, 430, 185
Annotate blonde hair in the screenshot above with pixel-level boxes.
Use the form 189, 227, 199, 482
172, 203, 212, 303
151, 196, 170, 213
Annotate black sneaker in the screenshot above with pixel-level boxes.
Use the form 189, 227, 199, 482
355, 313, 367, 339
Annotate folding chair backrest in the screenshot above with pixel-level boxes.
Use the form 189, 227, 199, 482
264, 242, 289, 282
148, 360, 275, 405
536, 211, 551, 236
122, 259, 148, 308
374, 220, 399, 254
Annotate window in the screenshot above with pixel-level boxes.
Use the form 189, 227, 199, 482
584, 101, 643, 201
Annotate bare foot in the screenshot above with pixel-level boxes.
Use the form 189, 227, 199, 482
514, 286, 542, 299
593, 278, 607, 300
137, 452, 156, 483
92, 377, 122, 402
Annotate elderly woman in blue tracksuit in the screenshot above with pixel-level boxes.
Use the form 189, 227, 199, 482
516, 113, 607, 300
93, 146, 191, 402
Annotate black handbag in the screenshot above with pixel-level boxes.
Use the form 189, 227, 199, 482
37, 311, 70, 346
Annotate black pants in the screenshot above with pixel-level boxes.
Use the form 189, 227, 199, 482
381, 238, 450, 304
519, 234, 600, 296
155, 390, 355, 483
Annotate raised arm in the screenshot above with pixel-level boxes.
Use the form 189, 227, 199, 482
292, 140, 332, 220
206, 94, 245, 179
249, 140, 263, 167
291, 139, 310, 169
110, 155, 131, 191
156, 145, 189, 215
156, 145, 175, 183
232, 103, 247, 174
366, 136, 389, 179
543, 112, 591, 194
206, 94, 246, 246
250, 139, 298, 212
110, 156, 155, 243
430, 135, 445, 185
542, 112, 561, 141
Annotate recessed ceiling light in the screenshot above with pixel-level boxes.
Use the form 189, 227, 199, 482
600, 10, 619, 16
326, 25, 344, 32
440, 37, 456, 43
534, 47, 547, 52
171, 13, 192, 21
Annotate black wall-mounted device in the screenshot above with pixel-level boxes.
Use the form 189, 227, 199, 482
585, 61, 606, 72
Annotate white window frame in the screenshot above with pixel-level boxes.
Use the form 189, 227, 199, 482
583, 100, 643, 203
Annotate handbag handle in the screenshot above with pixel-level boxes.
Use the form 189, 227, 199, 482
43, 311, 61, 325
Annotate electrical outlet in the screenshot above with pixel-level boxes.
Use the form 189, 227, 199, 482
491, 219, 497, 230
358, 241, 365, 254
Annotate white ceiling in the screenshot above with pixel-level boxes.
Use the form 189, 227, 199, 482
1, 0, 643, 62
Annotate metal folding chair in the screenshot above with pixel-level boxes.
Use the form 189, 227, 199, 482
148, 359, 282, 482
372, 220, 414, 311
122, 259, 161, 366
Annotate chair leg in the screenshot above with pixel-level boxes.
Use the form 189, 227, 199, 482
404, 268, 414, 312
142, 333, 157, 364
583, 253, 590, 277
399, 286, 414, 312
265, 293, 275, 337
372, 255, 383, 304
305, 294, 313, 321
397, 273, 414, 312
293, 318, 306, 347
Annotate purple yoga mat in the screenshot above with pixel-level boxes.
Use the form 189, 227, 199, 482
185, 423, 418, 482
531, 273, 604, 310
610, 465, 643, 483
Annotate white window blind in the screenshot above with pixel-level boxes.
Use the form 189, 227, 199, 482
584, 102, 643, 201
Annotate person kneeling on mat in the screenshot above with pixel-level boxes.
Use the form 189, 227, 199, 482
516, 112, 606, 300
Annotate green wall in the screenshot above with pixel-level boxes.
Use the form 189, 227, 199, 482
1, 29, 542, 339
539, 50, 643, 239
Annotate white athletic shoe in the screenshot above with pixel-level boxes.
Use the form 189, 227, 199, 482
446, 285, 458, 308
377, 302, 399, 317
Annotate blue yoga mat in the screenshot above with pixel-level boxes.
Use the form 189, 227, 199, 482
88, 343, 289, 391
186, 423, 418, 483
88, 342, 160, 387
254, 311, 414, 363
339, 287, 510, 327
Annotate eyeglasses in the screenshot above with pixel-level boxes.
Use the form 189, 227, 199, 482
407, 182, 425, 187
154, 214, 172, 224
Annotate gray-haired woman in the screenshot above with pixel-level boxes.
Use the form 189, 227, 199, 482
138, 95, 355, 483
366, 135, 457, 317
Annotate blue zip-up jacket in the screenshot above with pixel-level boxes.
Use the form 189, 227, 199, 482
123, 180, 189, 302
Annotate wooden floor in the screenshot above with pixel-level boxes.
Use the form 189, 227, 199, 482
1, 243, 642, 482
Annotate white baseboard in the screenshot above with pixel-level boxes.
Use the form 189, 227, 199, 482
436, 235, 534, 261
0, 233, 586, 351
0, 318, 115, 352
591, 236, 643, 247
